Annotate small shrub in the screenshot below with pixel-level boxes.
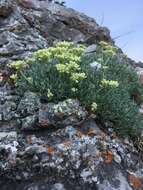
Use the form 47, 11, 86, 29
9, 41, 86, 102
9, 41, 143, 136
78, 42, 143, 136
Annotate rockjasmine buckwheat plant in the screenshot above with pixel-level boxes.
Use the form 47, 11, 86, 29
79, 41, 143, 136
10, 41, 143, 136
10, 41, 86, 102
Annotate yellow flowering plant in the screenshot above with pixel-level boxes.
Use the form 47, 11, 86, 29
47, 89, 53, 100
91, 102, 97, 112
100, 79, 119, 88
78, 41, 143, 136
9, 41, 143, 136
70, 73, 86, 83
10, 41, 86, 101
9, 60, 27, 70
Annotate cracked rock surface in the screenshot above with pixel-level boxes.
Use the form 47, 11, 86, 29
0, 0, 112, 66
0, 118, 143, 190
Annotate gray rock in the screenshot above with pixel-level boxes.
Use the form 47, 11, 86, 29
80, 168, 93, 182
17, 91, 40, 116
0, 0, 15, 17
90, 61, 101, 71
0, 81, 18, 122
39, 99, 87, 127
51, 183, 66, 190
0, 131, 17, 140
0, 121, 142, 190
0, 0, 112, 65
0, 101, 17, 121
97, 172, 133, 190
84, 44, 97, 54
113, 151, 122, 164
81, 118, 102, 135
21, 115, 38, 130
25, 145, 47, 155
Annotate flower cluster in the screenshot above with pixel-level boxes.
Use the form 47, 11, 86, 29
47, 89, 53, 100
10, 74, 17, 81
33, 49, 51, 61
100, 79, 119, 88
99, 41, 118, 56
9, 60, 26, 70
91, 102, 97, 112
56, 61, 80, 74
9, 41, 86, 100
51, 42, 86, 85
70, 73, 86, 83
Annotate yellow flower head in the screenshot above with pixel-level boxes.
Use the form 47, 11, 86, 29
91, 102, 97, 112
56, 64, 67, 73
67, 61, 80, 72
9, 61, 26, 70
70, 72, 86, 83
99, 41, 109, 47
100, 79, 119, 88
33, 49, 51, 60
10, 74, 18, 81
71, 87, 78, 93
47, 89, 53, 99
27, 77, 33, 84
55, 41, 74, 48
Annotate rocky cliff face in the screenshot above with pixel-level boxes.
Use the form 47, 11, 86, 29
0, 1, 143, 190
0, 0, 112, 66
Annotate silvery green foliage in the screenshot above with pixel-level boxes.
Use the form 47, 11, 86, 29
10, 42, 143, 136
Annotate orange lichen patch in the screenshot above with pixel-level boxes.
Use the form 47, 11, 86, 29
43, 145, 55, 154
87, 129, 96, 136
102, 150, 113, 164
128, 174, 142, 189
27, 135, 33, 144
47, 146, 55, 154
